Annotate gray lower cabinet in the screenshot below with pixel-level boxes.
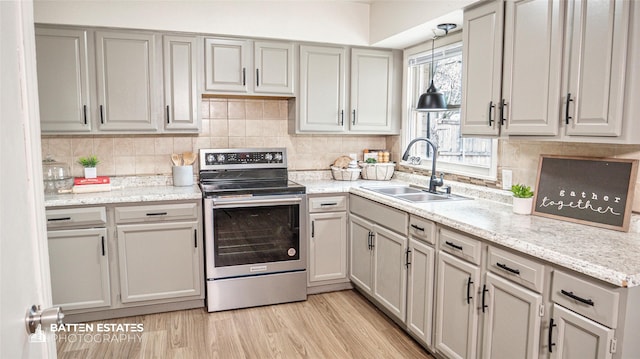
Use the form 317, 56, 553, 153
46, 206, 110, 311
406, 215, 436, 349
308, 195, 348, 287
116, 221, 201, 302
114, 202, 203, 303
550, 304, 615, 359
481, 273, 542, 359
48, 227, 111, 311
349, 195, 409, 323
46, 200, 204, 321
435, 250, 481, 359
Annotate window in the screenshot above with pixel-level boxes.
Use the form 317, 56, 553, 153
406, 41, 497, 180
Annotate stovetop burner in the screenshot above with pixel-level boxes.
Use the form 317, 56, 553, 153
198, 148, 305, 197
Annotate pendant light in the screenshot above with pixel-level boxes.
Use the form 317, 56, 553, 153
415, 23, 457, 112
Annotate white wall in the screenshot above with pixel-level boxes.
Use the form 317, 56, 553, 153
34, 0, 371, 45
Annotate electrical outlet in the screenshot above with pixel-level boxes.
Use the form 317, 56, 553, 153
502, 169, 513, 190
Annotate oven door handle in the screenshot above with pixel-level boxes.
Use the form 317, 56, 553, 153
211, 196, 302, 208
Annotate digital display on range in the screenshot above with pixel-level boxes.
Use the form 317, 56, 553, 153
205, 151, 284, 165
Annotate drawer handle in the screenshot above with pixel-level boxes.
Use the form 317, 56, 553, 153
548, 318, 557, 353
445, 241, 463, 251
146, 212, 168, 216
496, 262, 520, 275
48, 217, 71, 222
320, 202, 338, 207
410, 224, 425, 232
466, 277, 473, 304
560, 289, 594, 306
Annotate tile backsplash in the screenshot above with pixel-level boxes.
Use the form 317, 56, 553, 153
41, 98, 389, 178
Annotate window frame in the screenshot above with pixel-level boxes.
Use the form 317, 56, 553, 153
402, 33, 498, 181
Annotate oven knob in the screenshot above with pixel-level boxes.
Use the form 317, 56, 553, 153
264, 153, 273, 161
216, 154, 226, 163
206, 154, 215, 164
274, 153, 283, 162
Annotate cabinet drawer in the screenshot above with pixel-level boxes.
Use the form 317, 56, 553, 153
350, 194, 408, 235
439, 228, 482, 265
309, 195, 347, 213
409, 215, 435, 245
487, 246, 545, 293
46, 207, 106, 229
115, 202, 198, 223
552, 270, 619, 328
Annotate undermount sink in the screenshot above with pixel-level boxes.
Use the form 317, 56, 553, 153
363, 185, 471, 203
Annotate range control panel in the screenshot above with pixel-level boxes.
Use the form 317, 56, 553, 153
199, 148, 287, 169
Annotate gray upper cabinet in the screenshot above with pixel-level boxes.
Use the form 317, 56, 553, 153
350, 48, 394, 133
36, 26, 200, 134
501, 0, 564, 136
254, 41, 295, 94
298, 45, 347, 133
163, 35, 200, 131
95, 31, 161, 132
563, 0, 630, 137
35, 27, 93, 133
462, 0, 637, 143
461, 0, 504, 136
296, 45, 399, 134
204, 38, 250, 93
204, 38, 294, 95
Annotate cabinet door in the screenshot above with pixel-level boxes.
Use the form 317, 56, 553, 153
435, 251, 481, 359
48, 228, 110, 310
350, 48, 394, 133
163, 35, 199, 132
550, 304, 615, 359
35, 27, 92, 133
461, 0, 504, 136
564, 0, 630, 136
407, 238, 435, 348
254, 41, 294, 94
204, 38, 250, 93
299, 45, 347, 132
309, 211, 348, 283
95, 31, 160, 131
373, 225, 408, 322
482, 273, 542, 359
502, 0, 564, 136
117, 221, 201, 303
349, 214, 373, 292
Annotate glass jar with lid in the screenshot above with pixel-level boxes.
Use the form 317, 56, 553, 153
42, 157, 73, 194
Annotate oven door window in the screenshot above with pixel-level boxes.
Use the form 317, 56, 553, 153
213, 204, 300, 267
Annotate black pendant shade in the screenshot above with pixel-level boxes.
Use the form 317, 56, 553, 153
416, 23, 456, 112
416, 80, 447, 111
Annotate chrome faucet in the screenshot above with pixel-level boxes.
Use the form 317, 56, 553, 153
401, 137, 444, 193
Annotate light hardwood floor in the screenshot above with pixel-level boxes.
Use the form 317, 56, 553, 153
56, 290, 434, 358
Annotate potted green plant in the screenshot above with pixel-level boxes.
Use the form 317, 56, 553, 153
511, 184, 534, 215
77, 155, 99, 179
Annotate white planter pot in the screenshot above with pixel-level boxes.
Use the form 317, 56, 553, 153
512, 197, 533, 215
84, 167, 97, 179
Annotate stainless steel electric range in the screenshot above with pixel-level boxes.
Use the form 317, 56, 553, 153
199, 148, 307, 312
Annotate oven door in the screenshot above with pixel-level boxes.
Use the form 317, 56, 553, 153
204, 194, 306, 280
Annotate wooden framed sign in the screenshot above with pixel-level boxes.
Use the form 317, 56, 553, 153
533, 155, 638, 232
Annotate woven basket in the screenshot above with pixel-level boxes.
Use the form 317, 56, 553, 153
359, 163, 395, 180
331, 166, 361, 181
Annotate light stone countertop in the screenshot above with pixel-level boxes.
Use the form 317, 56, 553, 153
298, 175, 640, 288
44, 176, 202, 207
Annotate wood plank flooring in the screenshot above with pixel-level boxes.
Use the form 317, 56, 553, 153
56, 290, 434, 358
